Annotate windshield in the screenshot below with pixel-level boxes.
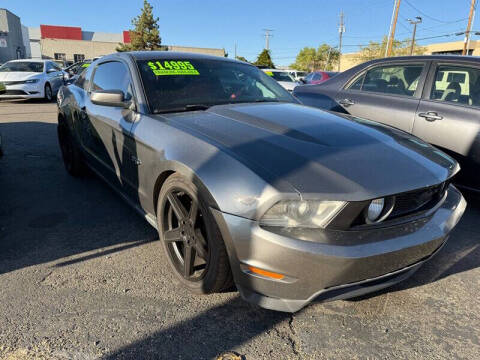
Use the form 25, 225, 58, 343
137, 59, 296, 113
0, 62, 44, 73
266, 71, 295, 82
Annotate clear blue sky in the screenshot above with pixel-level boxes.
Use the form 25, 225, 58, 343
3, 0, 476, 66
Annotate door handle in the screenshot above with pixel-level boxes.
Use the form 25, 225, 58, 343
338, 98, 355, 107
418, 111, 443, 121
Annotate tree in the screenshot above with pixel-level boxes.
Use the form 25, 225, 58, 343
253, 49, 275, 68
117, 0, 164, 52
235, 56, 250, 63
290, 44, 339, 72
355, 36, 426, 62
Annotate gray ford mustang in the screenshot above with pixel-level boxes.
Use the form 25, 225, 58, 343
57, 52, 466, 312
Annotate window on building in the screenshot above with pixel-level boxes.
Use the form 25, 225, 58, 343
74, 54, 85, 63
54, 53, 66, 61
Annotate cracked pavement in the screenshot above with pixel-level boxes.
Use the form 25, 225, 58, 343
0, 100, 479, 359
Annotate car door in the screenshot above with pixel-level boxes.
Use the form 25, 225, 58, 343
334, 62, 429, 133
83, 60, 140, 201
412, 61, 480, 188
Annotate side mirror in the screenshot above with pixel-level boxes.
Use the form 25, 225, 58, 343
90, 90, 129, 108
47, 68, 57, 74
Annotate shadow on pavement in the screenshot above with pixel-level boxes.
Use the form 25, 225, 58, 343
0, 120, 155, 275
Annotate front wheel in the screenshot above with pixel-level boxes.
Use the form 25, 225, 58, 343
157, 173, 233, 294
44, 83, 53, 102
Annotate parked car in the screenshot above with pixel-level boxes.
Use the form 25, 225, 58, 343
63, 60, 92, 84
0, 59, 64, 101
288, 70, 307, 81
302, 70, 339, 85
293, 55, 480, 190
57, 52, 465, 312
262, 69, 299, 91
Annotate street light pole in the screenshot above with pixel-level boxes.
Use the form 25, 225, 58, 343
408, 17, 422, 55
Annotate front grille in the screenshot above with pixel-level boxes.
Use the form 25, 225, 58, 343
388, 182, 447, 220
3, 81, 24, 86
4, 90, 27, 95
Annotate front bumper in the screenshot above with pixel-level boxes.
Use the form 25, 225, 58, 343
0, 83, 44, 99
212, 185, 466, 312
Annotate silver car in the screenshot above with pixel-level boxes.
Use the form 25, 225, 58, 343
57, 52, 466, 312
293, 55, 480, 191
0, 59, 64, 101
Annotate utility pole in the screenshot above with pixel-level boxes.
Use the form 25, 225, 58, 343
408, 17, 422, 55
338, 11, 345, 72
263, 29, 274, 51
463, 0, 477, 55
386, 0, 402, 57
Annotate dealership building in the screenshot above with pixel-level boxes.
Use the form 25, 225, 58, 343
0, 8, 225, 64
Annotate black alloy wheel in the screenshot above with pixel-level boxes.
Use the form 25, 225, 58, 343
157, 174, 233, 294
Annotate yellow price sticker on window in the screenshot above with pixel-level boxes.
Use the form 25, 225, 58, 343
265, 71, 274, 76
148, 60, 200, 76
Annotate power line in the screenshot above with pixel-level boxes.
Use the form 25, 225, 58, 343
403, 0, 466, 23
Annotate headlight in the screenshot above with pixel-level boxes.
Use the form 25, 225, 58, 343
366, 198, 385, 222
24, 79, 40, 84
259, 200, 346, 228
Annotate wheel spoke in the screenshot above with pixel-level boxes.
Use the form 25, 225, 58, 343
183, 246, 196, 278
194, 229, 208, 260
167, 193, 188, 220
189, 200, 198, 225
164, 228, 182, 242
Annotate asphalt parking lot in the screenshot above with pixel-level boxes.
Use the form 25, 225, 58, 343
0, 100, 479, 360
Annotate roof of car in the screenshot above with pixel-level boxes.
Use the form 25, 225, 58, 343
367, 55, 480, 63
7, 59, 47, 63
118, 51, 240, 63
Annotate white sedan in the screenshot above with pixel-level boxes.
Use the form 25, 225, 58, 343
262, 69, 301, 92
0, 60, 65, 101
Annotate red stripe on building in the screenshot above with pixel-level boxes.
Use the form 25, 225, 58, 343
40, 25, 82, 40
123, 31, 131, 43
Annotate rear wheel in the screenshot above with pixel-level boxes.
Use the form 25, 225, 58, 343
44, 83, 53, 102
57, 125, 85, 177
157, 173, 233, 294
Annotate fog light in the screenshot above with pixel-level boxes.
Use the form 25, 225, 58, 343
367, 198, 385, 222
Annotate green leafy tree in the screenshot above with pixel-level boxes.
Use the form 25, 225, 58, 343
117, 0, 165, 52
355, 36, 426, 62
254, 49, 275, 68
290, 44, 339, 71
235, 56, 250, 63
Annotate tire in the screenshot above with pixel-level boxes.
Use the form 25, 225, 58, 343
44, 83, 53, 102
157, 173, 233, 294
57, 124, 85, 177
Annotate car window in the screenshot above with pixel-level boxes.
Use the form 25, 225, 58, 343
136, 58, 295, 113
312, 73, 322, 81
348, 72, 365, 90
430, 65, 480, 107
76, 63, 94, 90
267, 71, 295, 82
350, 64, 423, 97
92, 61, 132, 99
0, 61, 44, 73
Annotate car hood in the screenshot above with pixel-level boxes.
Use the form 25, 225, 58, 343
159, 102, 458, 201
0, 72, 41, 81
